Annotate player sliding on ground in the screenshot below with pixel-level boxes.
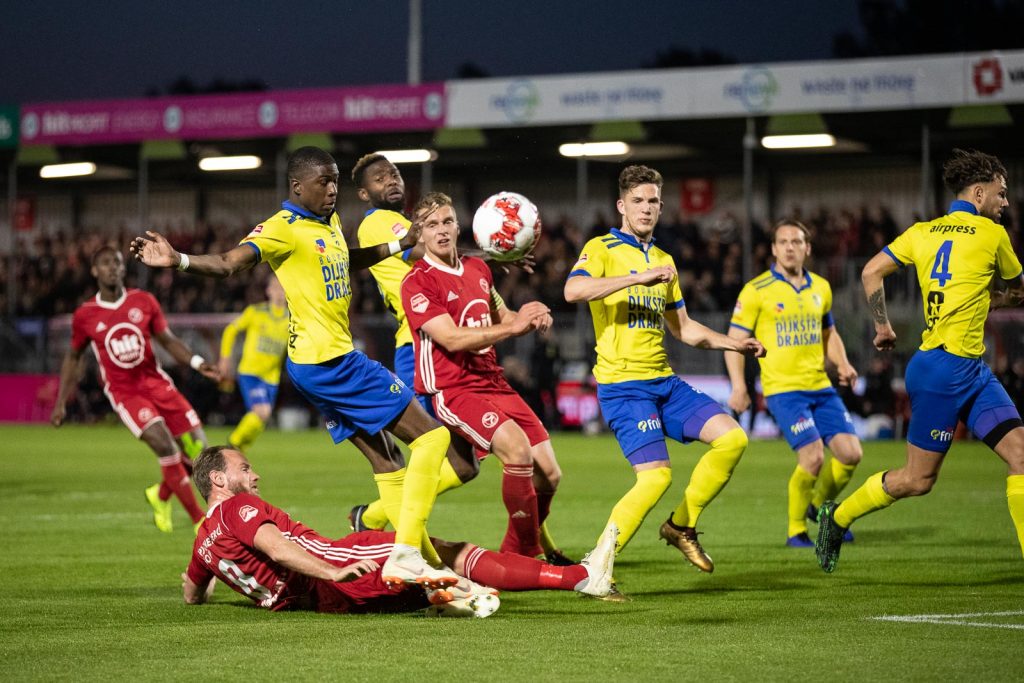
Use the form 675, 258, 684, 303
816, 148, 1024, 572
132, 146, 457, 589
565, 164, 765, 576
182, 446, 619, 617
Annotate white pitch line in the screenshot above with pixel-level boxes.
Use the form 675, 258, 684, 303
871, 611, 1024, 631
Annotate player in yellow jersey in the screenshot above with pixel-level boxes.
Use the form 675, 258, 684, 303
130, 146, 459, 589
725, 220, 862, 547
348, 153, 574, 565
565, 165, 765, 575
218, 275, 289, 452
816, 148, 1024, 572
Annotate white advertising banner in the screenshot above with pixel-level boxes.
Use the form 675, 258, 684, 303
447, 51, 1024, 128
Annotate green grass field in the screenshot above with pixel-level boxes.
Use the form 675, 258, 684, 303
1, 424, 1022, 681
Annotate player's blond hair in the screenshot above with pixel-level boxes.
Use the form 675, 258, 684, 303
413, 191, 453, 217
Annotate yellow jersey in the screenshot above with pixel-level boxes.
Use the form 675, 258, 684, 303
885, 200, 1023, 358
569, 229, 684, 384
730, 266, 834, 396
219, 302, 289, 384
241, 201, 353, 364
356, 208, 414, 348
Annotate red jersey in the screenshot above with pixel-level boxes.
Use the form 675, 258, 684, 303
402, 255, 505, 394
71, 289, 173, 393
187, 493, 400, 612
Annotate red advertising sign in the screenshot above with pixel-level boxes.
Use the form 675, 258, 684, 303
680, 178, 715, 215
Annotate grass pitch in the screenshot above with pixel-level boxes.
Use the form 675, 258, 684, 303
1, 425, 1022, 681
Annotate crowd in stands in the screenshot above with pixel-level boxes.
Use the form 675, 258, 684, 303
3, 201, 1020, 319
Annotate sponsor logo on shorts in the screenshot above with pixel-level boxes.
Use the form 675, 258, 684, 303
186, 410, 200, 427
410, 292, 429, 313
389, 383, 402, 394
239, 505, 259, 522
930, 427, 954, 442
791, 416, 815, 435
325, 420, 338, 430
482, 412, 499, 428
138, 407, 154, 423
637, 416, 662, 433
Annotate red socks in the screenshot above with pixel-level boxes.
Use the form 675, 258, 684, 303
499, 464, 541, 556
158, 453, 204, 522
462, 545, 587, 591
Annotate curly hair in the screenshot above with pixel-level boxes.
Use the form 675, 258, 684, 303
942, 148, 1007, 195
618, 165, 663, 197
351, 152, 390, 188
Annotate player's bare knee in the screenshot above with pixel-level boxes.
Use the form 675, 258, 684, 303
797, 441, 825, 473
253, 404, 272, 422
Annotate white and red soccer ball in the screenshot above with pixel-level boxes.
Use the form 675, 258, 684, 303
472, 191, 541, 262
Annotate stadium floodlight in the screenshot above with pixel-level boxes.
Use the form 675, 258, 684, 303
376, 149, 438, 164
559, 142, 631, 157
761, 134, 836, 150
39, 162, 97, 178
198, 155, 263, 171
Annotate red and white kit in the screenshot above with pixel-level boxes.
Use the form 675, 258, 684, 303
187, 493, 424, 613
71, 289, 200, 437
401, 255, 548, 451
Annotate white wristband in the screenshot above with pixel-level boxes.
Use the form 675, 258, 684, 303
177, 253, 191, 271
189, 354, 205, 371
387, 241, 402, 256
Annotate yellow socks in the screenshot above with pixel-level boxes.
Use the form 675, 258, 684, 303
229, 412, 265, 452
811, 457, 858, 509
608, 466, 672, 553
1007, 475, 1024, 558
394, 426, 450, 548
539, 522, 557, 555
671, 428, 747, 528
361, 455, 465, 530
834, 471, 895, 528
373, 468, 406, 530
788, 465, 817, 537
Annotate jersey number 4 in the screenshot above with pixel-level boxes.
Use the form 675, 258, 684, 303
926, 240, 953, 329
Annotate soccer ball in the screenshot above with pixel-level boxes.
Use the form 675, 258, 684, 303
472, 191, 541, 262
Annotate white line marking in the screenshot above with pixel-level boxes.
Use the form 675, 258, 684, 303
871, 610, 1024, 631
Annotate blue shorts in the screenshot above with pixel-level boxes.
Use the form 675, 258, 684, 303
394, 344, 435, 417
236, 374, 279, 412
905, 348, 1020, 453
286, 350, 414, 444
765, 388, 856, 451
597, 376, 726, 466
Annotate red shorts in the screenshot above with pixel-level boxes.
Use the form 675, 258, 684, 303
432, 383, 549, 454
106, 374, 200, 438
309, 530, 429, 614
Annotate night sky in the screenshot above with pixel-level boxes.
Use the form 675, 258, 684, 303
1, 0, 864, 104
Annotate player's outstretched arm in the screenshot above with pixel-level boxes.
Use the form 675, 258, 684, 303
724, 327, 754, 413
861, 251, 900, 351
349, 211, 425, 271
420, 301, 551, 353
154, 329, 222, 382
252, 524, 378, 583
50, 347, 86, 427
129, 231, 257, 278
564, 265, 675, 303
667, 307, 766, 357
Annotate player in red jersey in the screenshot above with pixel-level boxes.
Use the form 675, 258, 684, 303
183, 445, 618, 615
50, 246, 221, 532
400, 192, 561, 558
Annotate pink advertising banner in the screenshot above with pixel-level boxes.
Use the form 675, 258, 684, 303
20, 83, 446, 145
